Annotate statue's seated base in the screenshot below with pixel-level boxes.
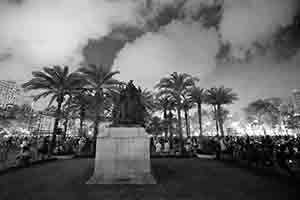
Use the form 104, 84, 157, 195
86, 127, 156, 185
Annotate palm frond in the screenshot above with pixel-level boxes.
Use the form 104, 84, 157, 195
33, 91, 54, 102
48, 94, 58, 108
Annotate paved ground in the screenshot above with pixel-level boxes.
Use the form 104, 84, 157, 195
0, 150, 19, 170
0, 158, 299, 200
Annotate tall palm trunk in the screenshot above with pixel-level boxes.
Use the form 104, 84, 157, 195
197, 102, 203, 137
93, 92, 103, 139
168, 110, 174, 149
163, 108, 168, 138
63, 118, 68, 139
91, 113, 100, 155
217, 104, 224, 137
52, 96, 63, 151
184, 107, 190, 137
92, 91, 103, 155
79, 105, 85, 137
93, 114, 100, 140
176, 106, 184, 154
213, 105, 219, 136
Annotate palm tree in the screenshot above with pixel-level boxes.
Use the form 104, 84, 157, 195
22, 66, 83, 147
155, 96, 171, 138
61, 101, 76, 138
189, 87, 206, 137
65, 89, 93, 136
140, 89, 156, 119
155, 72, 198, 152
182, 98, 193, 137
165, 98, 176, 147
155, 95, 177, 147
77, 64, 120, 139
206, 86, 238, 136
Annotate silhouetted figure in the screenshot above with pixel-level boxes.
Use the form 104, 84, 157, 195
112, 80, 146, 126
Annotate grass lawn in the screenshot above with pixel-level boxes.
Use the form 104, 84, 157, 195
0, 158, 299, 200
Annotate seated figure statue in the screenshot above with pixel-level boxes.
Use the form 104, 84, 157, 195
112, 80, 146, 126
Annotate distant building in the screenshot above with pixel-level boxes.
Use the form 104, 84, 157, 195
29, 113, 55, 134
39, 114, 55, 132
292, 89, 300, 115
0, 80, 20, 108
16, 90, 33, 108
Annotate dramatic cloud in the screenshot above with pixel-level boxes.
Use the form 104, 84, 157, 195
220, 0, 299, 59
181, 0, 221, 19
113, 20, 219, 89
0, 0, 299, 89
0, 0, 142, 81
200, 51, 300, 114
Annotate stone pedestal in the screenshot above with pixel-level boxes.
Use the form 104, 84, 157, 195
86, 127, 156, 184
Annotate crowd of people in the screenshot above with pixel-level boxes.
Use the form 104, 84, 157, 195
0, 135, 93, 169
150, 136, 200, 156
150, 134, 300, 175
1, 132, 300, 177
211, 135, 300, 175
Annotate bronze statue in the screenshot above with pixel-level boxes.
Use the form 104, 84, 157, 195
112, 80, 146, 126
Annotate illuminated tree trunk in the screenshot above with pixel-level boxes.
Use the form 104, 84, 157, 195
79, 105, 86, 137
184, 107, 190, 137
63, 118, 68, 139
197, 102, 203, 137
51, 95, 63, 152
213, 105, 219, 136
177, 106, 184, 154
163, 108, 168, 139
217, 104, 224, 137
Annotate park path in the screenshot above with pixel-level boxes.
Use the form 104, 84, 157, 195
0, 158, 299, 200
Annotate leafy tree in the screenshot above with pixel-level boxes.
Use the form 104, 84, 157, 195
206, 86, 238, 136
145, 116, 164, 136
190, 108, 211, 135
65, 89, 94, 136
189, 87, 207, 136
142, 89, 156, 111
245, 99, 280, 133
155, 72, 198, 152
155, 96, 173, 138
22, 66, 83, 147
77, 64, 120, 139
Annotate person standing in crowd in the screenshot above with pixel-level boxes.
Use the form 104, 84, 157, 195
39, 136, 50, 159
16, 142, 31, 167
276, 141, 294, 176
184, 138, 192, 156
214, 136, 221, 160
164, 140, 170, 153
0, 139, 9, 169
78, 137, 86, 155
155, 140, 162, 154
150, 137, 155, 154
37, 137, 45, 160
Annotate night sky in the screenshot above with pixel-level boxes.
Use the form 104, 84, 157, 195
0, 0, 300, 112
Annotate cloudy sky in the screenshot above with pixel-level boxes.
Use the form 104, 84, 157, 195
0, 0, 300, 112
